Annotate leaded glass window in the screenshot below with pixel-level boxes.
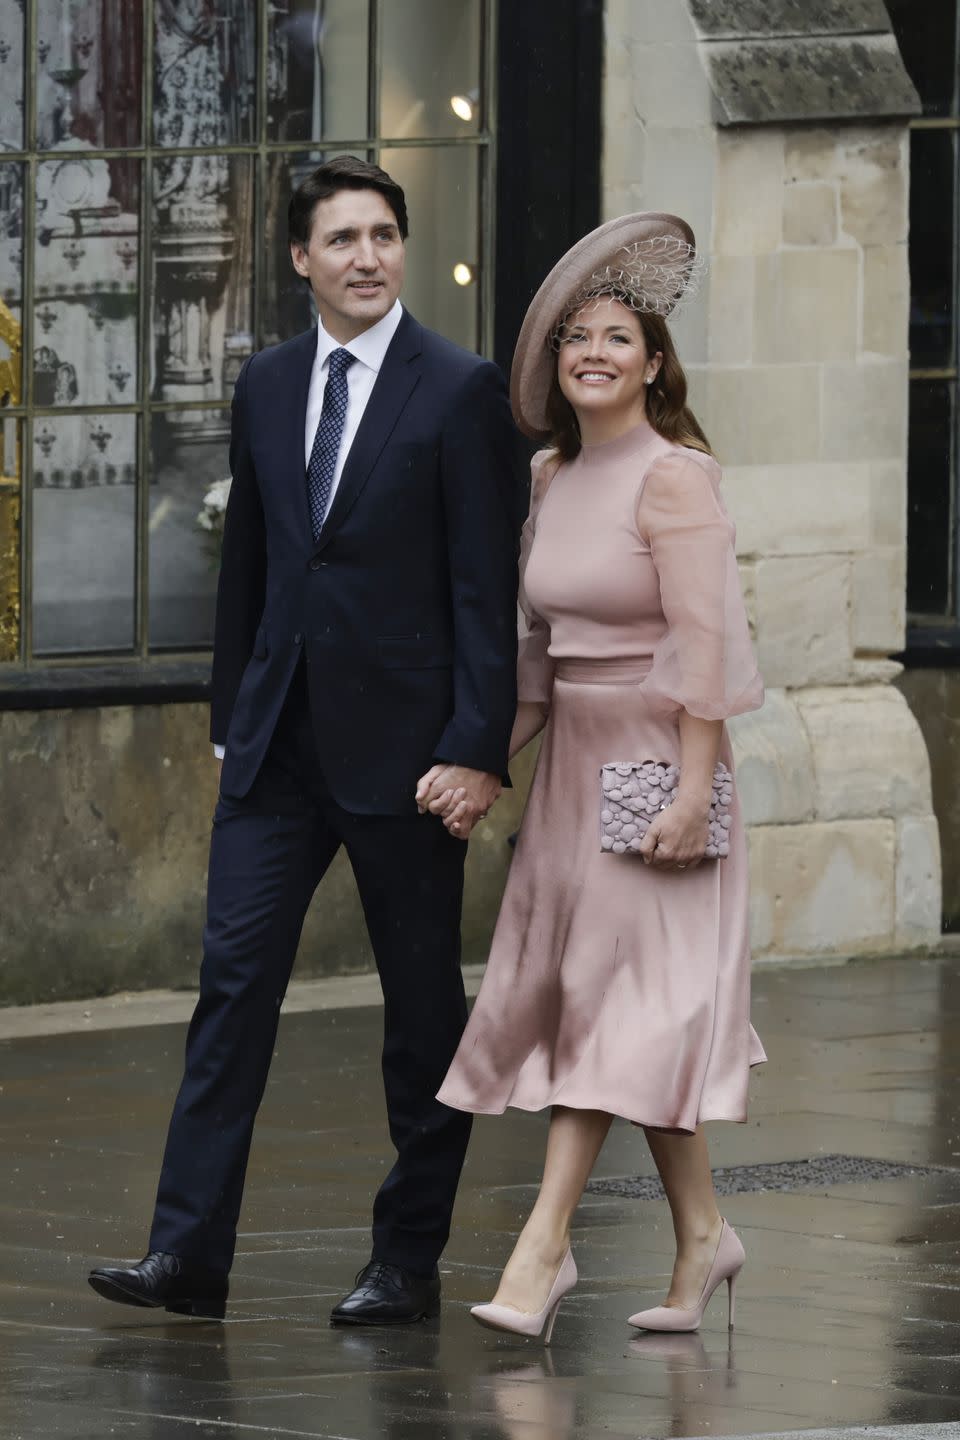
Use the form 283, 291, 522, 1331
0, 0, 493, 668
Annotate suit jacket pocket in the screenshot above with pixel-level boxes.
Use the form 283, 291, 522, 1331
376, 634, 453, 668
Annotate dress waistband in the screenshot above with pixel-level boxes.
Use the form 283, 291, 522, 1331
555, 657, 653, 685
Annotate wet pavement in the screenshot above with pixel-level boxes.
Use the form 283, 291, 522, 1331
4, 952, 960, 1439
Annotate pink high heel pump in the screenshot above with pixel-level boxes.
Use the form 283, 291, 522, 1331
470, 1249, 577, 1344
627, 1219, 744, 1333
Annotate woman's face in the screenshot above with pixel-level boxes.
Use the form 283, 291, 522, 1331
556, 296, 661, 419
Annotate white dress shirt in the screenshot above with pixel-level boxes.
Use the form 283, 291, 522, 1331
305, 298, 404, 501
214, 299, 405, 762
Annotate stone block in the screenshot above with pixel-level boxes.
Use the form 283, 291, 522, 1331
602, 183, 646, 222
852, 546, 905, 653
787, 124, 903, 183
723, 461, 871, 559
786, 127, 846, 183
707, 254, 754, 365
754, 555, 852, 687
714, 129, 784, 255
642, 126, 716, 263
838, 131, 909, 246
689, 1, 892, 40
868, 459, 907, 546
699, 364, 821, 466
748, 819, 895, 956
0, 704, 537, 1004
895, 815, 942, 948
614, 0, 699, 45
821, 360, 908, 463
795, 684, 931, 820
728, 690, 816, 825
783, 181, 838, 246
753, 248, 860, 364
704, 35, 919, 127
852, 658, 903, 685
630, 43, 714, 129
862, 244, 910, 356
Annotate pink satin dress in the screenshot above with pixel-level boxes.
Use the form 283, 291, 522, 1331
437, 419, 766, 1132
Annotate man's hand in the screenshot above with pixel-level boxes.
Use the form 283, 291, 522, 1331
415, 764, 502, 840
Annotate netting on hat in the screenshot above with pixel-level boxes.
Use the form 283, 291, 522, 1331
549, 236, 706, 349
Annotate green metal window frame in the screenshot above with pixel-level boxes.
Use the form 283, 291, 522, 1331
0, 0, 497, 692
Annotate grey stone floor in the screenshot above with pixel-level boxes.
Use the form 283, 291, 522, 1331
4, 953, 960, 1438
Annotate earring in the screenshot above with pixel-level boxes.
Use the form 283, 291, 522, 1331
645, 376, 654, 385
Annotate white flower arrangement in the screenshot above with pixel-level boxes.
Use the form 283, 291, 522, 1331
197, 476, 232, 534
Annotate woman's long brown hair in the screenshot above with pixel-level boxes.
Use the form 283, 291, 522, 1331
544, 304, 713, 463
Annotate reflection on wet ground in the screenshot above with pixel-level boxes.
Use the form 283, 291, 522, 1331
4, 953, 960, 1438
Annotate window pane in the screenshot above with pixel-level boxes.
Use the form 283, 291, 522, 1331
0, 3, 25, 151
908, 130, 958, 370
151, 154, 254, 405
36, 0, 143, 150
886, 0, 958, 119
379, 146, 480, 350
154, 0, 256, 148
149, 409, 227, 650
32, 412, 136, 655
379, 0, 481, 140
907, 379, 956, 617
0, 162, 24, 405
34, 156, 139, 407
268, 0, 369, 142
0, 417, 21, 661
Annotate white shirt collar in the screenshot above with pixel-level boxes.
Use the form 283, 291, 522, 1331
315, 300, 404, 373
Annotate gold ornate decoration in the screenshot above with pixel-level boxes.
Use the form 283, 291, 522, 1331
0, 294, 22, 662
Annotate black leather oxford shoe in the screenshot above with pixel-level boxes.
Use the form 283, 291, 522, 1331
330, 1260, 441, 1326
87, 1251, 228, 1319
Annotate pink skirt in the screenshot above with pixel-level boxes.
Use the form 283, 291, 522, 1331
438, 658, 766, 1132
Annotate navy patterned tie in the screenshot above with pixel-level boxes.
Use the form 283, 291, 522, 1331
306, 347, 356, 541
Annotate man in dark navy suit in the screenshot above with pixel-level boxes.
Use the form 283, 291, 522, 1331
89, 156, 523, 1326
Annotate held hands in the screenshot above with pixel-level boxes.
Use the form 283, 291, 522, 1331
415, 764, 502, 840
638, 792, 710, 870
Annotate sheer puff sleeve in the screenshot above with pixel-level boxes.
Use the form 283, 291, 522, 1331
517, 448, 560, 710
636, 449, 763, 721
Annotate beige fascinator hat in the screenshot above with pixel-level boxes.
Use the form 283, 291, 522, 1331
510, 211, 702, 441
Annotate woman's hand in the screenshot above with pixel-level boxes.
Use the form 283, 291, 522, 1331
638, 794, 710, 869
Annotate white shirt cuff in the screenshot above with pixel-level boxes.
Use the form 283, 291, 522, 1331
213, 744, 226, 760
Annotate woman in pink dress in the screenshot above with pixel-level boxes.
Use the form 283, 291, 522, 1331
435, 213, 766, 1341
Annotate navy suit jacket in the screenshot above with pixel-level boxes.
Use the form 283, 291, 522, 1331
211, 308, 525, 815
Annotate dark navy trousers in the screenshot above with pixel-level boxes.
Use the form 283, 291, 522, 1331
149, 662, 472, 1276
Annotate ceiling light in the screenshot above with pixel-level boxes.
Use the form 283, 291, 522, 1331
453, 263, 475, 287
450, 90, 478, 123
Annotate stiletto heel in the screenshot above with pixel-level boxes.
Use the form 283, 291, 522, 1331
471, 1249, 577, 1343
627, 1219, 745, 1334
542, 1299, 563, 1345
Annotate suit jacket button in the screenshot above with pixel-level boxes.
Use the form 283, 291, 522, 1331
309, 556, 322, 571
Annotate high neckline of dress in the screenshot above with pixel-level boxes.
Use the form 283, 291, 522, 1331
578, 417, 655, 464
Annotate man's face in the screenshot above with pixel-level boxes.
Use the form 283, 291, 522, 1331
290, 188, 405, 341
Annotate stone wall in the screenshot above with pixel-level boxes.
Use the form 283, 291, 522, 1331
604, 0, 940, 955
0, 703, 536, 1006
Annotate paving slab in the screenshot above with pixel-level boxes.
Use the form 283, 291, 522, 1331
4, 953, 960, 1438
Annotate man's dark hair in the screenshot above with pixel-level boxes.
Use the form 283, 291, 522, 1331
287, 155, 409, 248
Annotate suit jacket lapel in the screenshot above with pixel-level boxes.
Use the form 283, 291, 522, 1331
280, 328, 317, 543
313, 310, 423, 554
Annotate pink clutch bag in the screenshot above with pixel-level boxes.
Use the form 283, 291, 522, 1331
600, 761, 733, 858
